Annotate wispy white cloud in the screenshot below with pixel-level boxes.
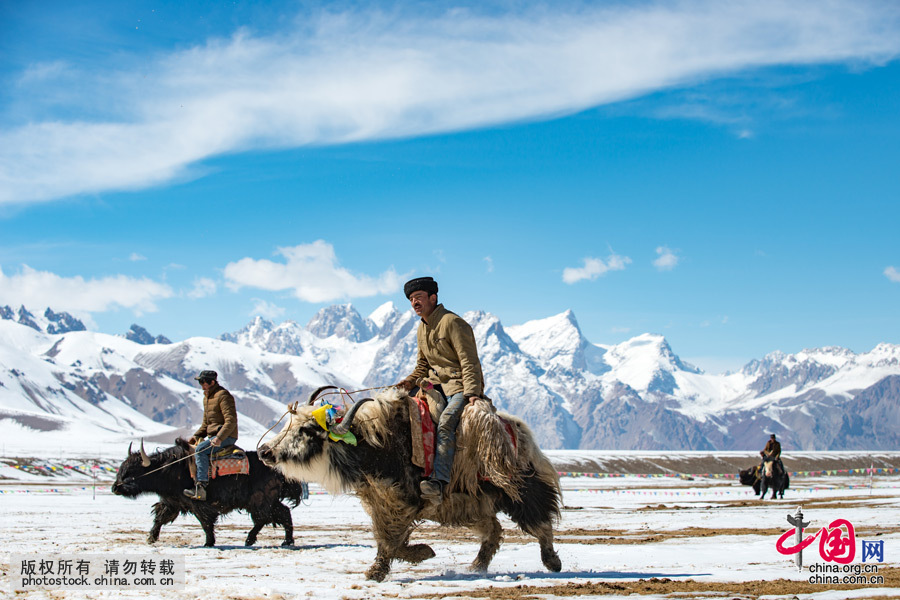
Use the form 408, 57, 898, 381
885, 266, 900, 282
223, 240, 401, 302
653, 246, 679, 271
563, 253, 631, 284
250, 298, 285, 320
0, 265, 173, 316
483, 256, 494, 273
701, 315, 729, 327
129, 253, 147, 262
187, 277, 217, 299
3, 1, 899, 204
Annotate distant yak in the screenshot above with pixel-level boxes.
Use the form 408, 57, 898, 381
112, 439, 305, 547
739, 461, 789, 500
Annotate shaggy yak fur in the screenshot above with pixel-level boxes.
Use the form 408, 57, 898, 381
259, 389, 563, 582
738, 462, 789, 500
112, 438, 305, 547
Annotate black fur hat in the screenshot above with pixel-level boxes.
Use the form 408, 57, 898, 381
404, 276, 438, 299
194, 370, 218, 382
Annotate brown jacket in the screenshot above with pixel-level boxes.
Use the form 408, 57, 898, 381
404, 304, 484, 398
763, 438, 781, 459
193, 383, 239, 442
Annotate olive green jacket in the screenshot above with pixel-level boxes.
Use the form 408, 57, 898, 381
404, 304, 484, 398
193, 383, 239, 442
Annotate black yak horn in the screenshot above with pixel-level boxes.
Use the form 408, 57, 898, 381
140, 439, 151, 467
307, 385, 339, 405
128, 442, 133, 455
329, 398, 374, 436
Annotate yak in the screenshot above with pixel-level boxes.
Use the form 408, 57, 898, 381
738, 461, 789, 500
259, 386, 563, 582
112, 438, 305, 547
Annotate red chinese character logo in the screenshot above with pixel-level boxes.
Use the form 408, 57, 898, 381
776, 518, 855, 563
819, 519, 855, 564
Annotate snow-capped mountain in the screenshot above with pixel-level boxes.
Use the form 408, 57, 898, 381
1, 303, 899, 455
306, 303, 378, 342
1, 305, 87, 334
124, 324, 171, 345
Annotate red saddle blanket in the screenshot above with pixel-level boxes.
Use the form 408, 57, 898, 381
211, 453, 249, 478
408, 397, 517, 479
410, 397, 436, 477
188, 445, 250, 481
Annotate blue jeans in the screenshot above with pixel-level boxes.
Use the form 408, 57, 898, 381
433, 393, 467, 484
195, 436, 237, 483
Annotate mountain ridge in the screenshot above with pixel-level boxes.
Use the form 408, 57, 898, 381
1, 303, 898, 454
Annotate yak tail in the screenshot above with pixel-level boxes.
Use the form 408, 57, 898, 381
506, 413, 562, 519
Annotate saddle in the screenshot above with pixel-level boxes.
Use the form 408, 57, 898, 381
188, 444, 250, 481
406, 386, 516, 479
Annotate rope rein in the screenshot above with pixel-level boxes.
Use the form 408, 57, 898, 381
133, 387, 397, 479
135, 449, 199, 479
256, 405, 296, 452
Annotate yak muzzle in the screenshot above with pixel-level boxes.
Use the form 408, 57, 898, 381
258, 444, 276, 467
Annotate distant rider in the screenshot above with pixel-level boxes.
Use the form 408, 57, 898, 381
396, 277, 485, 505
760, 433, 783, 476
183, 370, 238, 501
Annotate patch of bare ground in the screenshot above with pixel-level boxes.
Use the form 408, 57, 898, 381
209, 595, 291, 600
416, 567, 900, 600
408, 523, 900, 546
707, 494, 897, 510
552, 527, 791, 545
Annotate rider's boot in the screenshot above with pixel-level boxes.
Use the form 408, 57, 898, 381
183, 481, 207, 501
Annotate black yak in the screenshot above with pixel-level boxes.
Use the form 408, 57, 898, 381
112, 438, 305, 547
259, 388, 562, 581
739, 461, 789, 500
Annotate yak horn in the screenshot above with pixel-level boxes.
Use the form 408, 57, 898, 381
140, 439, 151, 467
307, 385, 339, 405
128, 441, 133, 455
329, 398, 374, 436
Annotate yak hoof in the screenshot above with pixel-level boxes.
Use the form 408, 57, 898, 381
541, 548, 562, 572
470, 560, 490, 573
147, 535, 158, 545
365, 560, 390, 582
244, 537, 256, 547
281, 539, 294, 547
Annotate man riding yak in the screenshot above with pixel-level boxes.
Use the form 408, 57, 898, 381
258, 275, 563, 579
183, 370, 239, 501
396, 276, 485, 505
760, 433, 784, 475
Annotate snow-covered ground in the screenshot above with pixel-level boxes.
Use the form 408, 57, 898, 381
2, 464, 898, 599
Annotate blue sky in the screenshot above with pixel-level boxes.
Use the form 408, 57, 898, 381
1, 0, 899, 373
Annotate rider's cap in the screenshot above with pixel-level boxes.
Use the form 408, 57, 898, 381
404, 276, 438, 299
194, 370, 218, 381
770, 433, 776, 438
